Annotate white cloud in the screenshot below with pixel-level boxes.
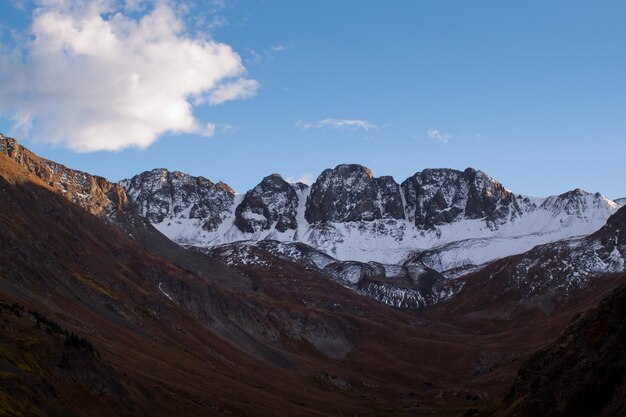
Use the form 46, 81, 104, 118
0, 1, 258, 152
297, 118, 376, 131
286, 173, 313, 185
426, 128, 451, 143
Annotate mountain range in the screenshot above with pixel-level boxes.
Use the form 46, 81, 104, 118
121, 162, 619, 268
0, 132, 624, 416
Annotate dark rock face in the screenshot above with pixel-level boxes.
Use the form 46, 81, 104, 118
596, 205, 626, 245
291, 182, 309, 192
501, 282, 626, 417
305, 164, 404, 223
463, 168, 520, 221
121, 169, 235, 232
234, 174, 300, 233
377, 175, 405, 220
401, 168, 521, 229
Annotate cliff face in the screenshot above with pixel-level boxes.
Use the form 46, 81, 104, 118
305, 164, 404, 223
235, 173, 300, 233
401, 167, 522, 229
0, 134, 128, 219
120, 168, 235, 232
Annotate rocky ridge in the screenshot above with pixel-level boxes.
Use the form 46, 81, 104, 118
121, 162, 620, 268
507, 204, 626, 298
0, 134, 127, 219
119, 168, 235, 233
204, 239, 461, 309
1, 133, 623, 311
118, 161, 622, 310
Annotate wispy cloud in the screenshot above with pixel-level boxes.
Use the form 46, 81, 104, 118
123, 0, 149, 13
0, 1, 258, 152
270, 44, 288, 52
297, 118, 377, 131
9, 0, 28, 11
206, 0, 227, 13
286, 173, 313, 185
426, 128, 451, 143
319, 119, 376, 130
246, 48, 263, 65
246, 43, 291, 65
295, 120, 313, 129
217, 123, 238, 135
206, 79, 260, 105
205, 14, 228, 30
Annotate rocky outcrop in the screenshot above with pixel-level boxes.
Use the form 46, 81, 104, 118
121, 169, 235, 232
204, 239, 460, 310
401, 168, 521, 230
234, 174, 300, 233
305, 164, 404, 223
0, 134, 127, 219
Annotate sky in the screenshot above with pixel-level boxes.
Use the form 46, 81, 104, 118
0, 0, 625, 199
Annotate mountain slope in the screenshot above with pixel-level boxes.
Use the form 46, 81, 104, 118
0, 150, 376, 416
1, 133, 625, 416
435, 205, 626, 324
0, 137, 528, 416
497, 282, 626, 417
204, 239, 461, 310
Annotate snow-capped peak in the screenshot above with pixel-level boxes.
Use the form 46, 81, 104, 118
118, 164, 620, 272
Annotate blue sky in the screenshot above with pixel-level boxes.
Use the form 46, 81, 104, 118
0, 1, 625, 198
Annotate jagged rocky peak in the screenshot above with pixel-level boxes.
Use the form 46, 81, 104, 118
401, 167, 520, 229
540, 188, 616, 216
290, 181, 309, 192
121, 168, 235, 232
0, 134, 127, 218
463, 167, 521, 220
234, 173, 300, 233
0, 134, 17, 155
305, 164, 404, 223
